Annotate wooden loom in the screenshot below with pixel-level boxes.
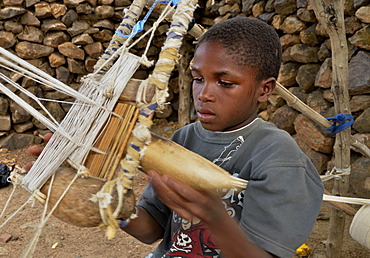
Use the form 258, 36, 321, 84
0, 1, 247, 256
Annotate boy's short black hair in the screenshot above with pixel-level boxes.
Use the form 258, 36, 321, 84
197, 16, 282, 82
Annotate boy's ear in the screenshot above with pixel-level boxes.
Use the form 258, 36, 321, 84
257, 77, 276, 103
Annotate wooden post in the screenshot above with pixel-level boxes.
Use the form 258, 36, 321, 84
177, 40, 194, 127
312, 1, 352, 257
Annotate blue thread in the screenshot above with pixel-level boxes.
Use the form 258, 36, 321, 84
115, 0, 180, 38
120, 220, 129, 228
325, 114, 354, 134
130, 143, 141, 152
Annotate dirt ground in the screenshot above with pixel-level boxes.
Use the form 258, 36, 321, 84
0, 120, 369, 258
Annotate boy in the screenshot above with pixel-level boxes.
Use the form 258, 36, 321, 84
121, 17, 324, 257
28, 17, 323, 257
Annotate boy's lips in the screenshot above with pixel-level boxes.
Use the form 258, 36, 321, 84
196, 108, 216, 122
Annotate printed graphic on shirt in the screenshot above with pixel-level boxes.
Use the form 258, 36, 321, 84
164, 136, 246, 257
165, 217, 220, 257
212, 136, 244, 167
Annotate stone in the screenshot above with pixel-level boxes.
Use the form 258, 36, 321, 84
317, 41, 331, 61
41, 18, 67, 32
114, 0, 129, 7
72, 33, 94, 45
0, 7, 27, 19
0, 116, 11, 131
315, 58, 332, 89
274, 0, 296, 15
349, 26, 370, 50
64, 0, 86, 8
350, 95, 370, 112
84, 42, 103, 58
282, 47, 294, 63
252, 2, 264, 17
20, 11, 41, 26
45, 102, 65, 123
13, 121, 34, 133
322, 89, 334, 102
271, 14, 284, 30
296, 64, 320, 93
280, 16, 306, 34
294, 114, 334, 154
293, 134, 330, 174
290, 44, 319, 63
58, 42, 85, 60
43, 31, 69, 47
15, 41, 54, 59
306, 89, 331, 114
353, 133, 370, 150
270, 105, 299, 134
49, 52, 66, 67
95, 5, 114, 19
9, 102, 32, 124
348, 51, 370, 95
4, 20, 23, 33
353, 107, 370, 133
299, 25, 319, 46
345, 16, 362, 35
0, 133, 38, 150
355, 6, 370, 23
76, 3, 93, 14
85, 56, 97, 73
258, 12, 275, 23
17, 26, 44, 43
55, 66, 72, 84
315, 21, 329, 37
0, 31, 16, 49
288, 87, 308, 103
67, 20, 90, 37
280, 34, 300, 50
67, 58, 86, 74
277, 62, 300, 87
93, 19, 115, 30
297, 8, 316, 23
61, 9, 78, 27
50, 3, 67, 18
4, 0, 24, 5
98, 0, 114, 4
0, 97, 9, 116
34, 2, 52, 18
44, 91, 69, 100
349, 157, 370, 198
93, 29, 113, 42
25, 0, 40, 7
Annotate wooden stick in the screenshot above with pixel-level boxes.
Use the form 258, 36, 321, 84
312, 1, 351, 257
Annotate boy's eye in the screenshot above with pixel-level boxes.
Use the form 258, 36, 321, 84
192, 77, 203, 83
217, 80, 236, 87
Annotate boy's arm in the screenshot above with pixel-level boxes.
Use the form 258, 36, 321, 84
148, 170, 273, 258
120, 206, 164, 244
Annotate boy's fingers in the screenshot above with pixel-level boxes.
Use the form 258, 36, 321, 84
24, 163, 33, 171
26, 145, 43, 156
44, 132, 53, 143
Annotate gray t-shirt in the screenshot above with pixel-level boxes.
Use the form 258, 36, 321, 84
138, 118, 324, 257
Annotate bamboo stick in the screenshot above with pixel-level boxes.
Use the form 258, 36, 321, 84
312, 1, 351, 257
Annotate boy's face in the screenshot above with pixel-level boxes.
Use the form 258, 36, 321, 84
191, 41, 270, 132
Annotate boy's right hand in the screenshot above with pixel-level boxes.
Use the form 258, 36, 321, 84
24, 133, 53, 171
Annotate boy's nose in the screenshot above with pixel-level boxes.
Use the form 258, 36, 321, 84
197, 83, 215, 102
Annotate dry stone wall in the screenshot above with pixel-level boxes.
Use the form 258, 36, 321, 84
0, 0, 370, 196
